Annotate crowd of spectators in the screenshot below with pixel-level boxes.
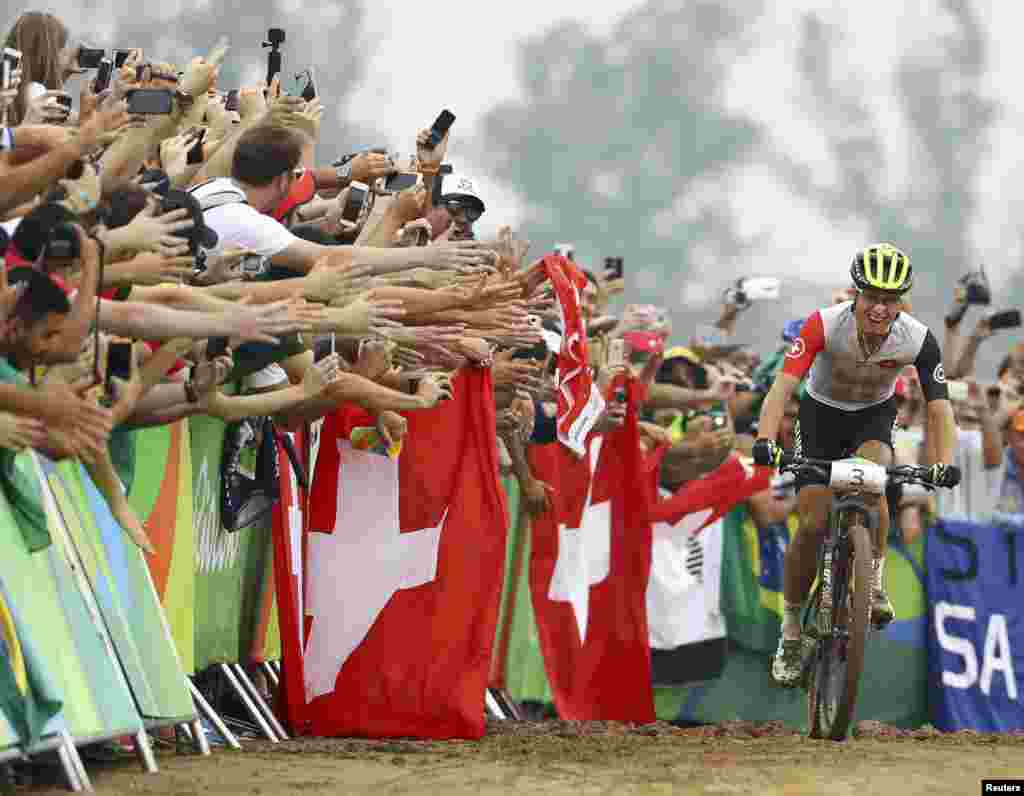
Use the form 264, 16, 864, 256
3, 10, 1024, 739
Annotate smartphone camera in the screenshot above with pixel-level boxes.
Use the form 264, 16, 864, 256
604, 256, 624, 280
426, 109, 455, 149
384, 172, 419, 193
241, 254, 266, 278
106, 341, 133, 393
125, 88, 174, 115
2, 48, 22, 91
77, 47, 105, 70
206, 337, 229, 360
342, 181, 368, 223
44, 223, 80, 262
93, 58, 113, 93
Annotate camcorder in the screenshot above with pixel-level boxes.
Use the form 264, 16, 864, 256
263, 28, 285, 86
604, 256, 624, 280
723, 276, 780, 310
960, 266, 991, 306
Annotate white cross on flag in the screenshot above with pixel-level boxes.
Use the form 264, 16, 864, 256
298, 369, 508, 739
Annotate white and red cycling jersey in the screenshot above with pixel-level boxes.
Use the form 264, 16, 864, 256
782, 301, 948, 410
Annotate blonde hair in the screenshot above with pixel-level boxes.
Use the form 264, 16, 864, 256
5, 11, 69, 124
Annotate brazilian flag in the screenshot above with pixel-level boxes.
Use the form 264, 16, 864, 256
720, 504, 798, 653
0, 578, 62, 749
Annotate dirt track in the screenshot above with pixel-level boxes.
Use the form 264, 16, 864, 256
22, 720, 1024, 795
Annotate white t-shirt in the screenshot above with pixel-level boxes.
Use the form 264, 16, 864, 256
933, 428, 1001, 521
190, 178, 296, 261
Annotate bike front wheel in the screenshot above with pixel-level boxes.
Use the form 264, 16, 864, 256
808, 521, 872, 741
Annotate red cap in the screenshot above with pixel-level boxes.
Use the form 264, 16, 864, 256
622, 331, 664, 355
894, 377, 907, 398
270, 170, 316, 222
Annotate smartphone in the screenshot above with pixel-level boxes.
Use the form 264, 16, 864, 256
113, 49, 133, 68
106, 341, 133, 392
604, 256, 624, 280
93, 58, 113, 93
2, 48, 21, 91
988, 309, 1022, 332
186, 128, 206, 166
299, 67, 317, 102
224, 89, 240, 112
77, 47, 105, 70
241, 255, 265, 277
342, 181, 368, 223
206, 337, 228, 360
126, 88, 174, 115
384, 172, 420, 193
44, 223, 80, 261
608, 338, 626, 368
426, 109, 455, 148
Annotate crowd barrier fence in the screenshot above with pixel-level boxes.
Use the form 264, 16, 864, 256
1, 416, 1020, 788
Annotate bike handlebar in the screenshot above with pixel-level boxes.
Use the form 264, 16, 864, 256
775, 452, 939, 491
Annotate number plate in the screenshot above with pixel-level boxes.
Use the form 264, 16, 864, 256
829, 459, 887, 494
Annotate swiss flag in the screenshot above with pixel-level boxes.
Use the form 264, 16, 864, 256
528, 379, 655, 722
300, 369, 508, 739
650, 455, 772, 531
270, 430, 309, 734
541, 254, 605, 455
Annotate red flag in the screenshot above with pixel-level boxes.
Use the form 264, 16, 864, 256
270, 430, 309, 734
301, 369, 508, 739
528, 380, 655, 721
541, 254, 605, 455
649, 455, 772, 531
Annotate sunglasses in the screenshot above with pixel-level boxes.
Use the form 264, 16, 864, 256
442, 199, 482, 223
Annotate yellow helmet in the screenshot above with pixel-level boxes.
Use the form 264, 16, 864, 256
850, 243, 912, 294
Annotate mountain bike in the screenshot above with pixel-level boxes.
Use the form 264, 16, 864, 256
773, 452, 942, 741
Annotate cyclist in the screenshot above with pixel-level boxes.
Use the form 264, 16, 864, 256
752, 243, 960, 687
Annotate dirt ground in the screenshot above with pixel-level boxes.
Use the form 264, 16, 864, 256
19, 720, 1024, 796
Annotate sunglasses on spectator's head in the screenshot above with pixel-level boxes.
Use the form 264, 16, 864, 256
442, 199, 482, 223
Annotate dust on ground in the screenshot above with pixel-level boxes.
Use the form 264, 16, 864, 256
18, 720, 1024, 795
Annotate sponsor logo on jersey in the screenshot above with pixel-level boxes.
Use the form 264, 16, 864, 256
934, 363, 946, 384
786, 338, 805, 359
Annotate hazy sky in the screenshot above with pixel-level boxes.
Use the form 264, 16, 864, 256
17, 0, 1024, 360
353, 1, 1024, 300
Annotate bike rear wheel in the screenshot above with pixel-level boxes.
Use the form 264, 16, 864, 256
808, 521, 872, 741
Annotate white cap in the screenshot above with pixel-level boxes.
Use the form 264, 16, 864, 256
440, 175, 485, 214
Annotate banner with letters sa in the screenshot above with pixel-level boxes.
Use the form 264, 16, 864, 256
926, 519, 1023, 732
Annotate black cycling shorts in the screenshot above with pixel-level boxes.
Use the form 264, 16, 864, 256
793, 393, 898, 492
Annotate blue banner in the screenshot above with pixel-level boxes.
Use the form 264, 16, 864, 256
926, 519, 1023, 732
